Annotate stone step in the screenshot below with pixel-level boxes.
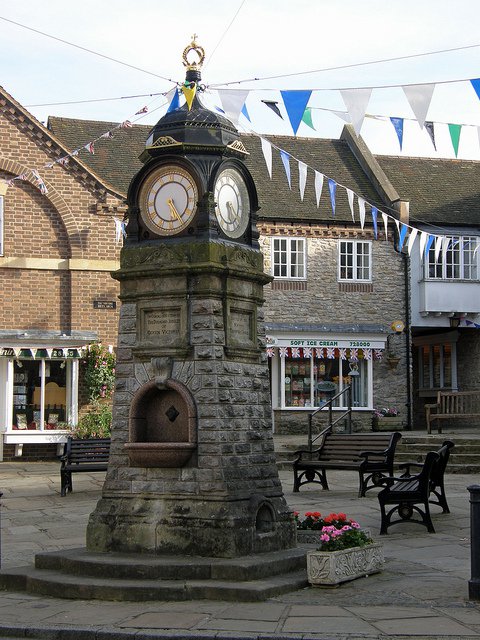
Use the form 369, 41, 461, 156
0, 547, 309, 603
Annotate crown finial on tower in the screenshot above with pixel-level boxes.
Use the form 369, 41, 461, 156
182, 35, 205, 71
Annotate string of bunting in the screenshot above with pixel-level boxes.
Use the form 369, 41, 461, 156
266, 346, 384, 360
209, 79, 480, 157
3, 74, 480, 253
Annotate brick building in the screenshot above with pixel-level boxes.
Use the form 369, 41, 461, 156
0, 86, 126, 459
1, 83, 478, 459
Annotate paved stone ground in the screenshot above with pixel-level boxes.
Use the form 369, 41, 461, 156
0, 452, 479, 639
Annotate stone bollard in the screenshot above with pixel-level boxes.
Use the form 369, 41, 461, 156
468, 485, 480, 600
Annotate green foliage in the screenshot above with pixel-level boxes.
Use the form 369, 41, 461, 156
82, 343, 116, 402
71, 402, 112, 439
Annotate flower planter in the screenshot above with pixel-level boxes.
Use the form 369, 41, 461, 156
297, 528, 371, 545
372, 417, 403, 431
306, 542, 384, 587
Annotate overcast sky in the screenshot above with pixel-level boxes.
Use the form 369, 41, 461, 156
1, 0, 480, 159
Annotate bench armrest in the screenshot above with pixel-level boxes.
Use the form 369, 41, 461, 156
398, 461, 423, 474
293, 447, 321, 462
359, 448, 389, 460
424, 403, 439, 411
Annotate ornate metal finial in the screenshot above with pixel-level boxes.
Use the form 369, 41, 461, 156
182, 35, 205, 71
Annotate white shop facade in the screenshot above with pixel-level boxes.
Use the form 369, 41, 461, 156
0, 330, 96, 459
266, 324, 388, 419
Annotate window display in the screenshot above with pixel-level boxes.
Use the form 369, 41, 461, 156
270, 345, 374, 410
12, 359, 67, 430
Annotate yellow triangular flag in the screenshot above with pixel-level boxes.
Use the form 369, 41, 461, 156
182, 82, 196, 110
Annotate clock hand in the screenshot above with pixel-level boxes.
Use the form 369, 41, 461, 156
226, 201, 235, 222
167, 198, 182, 222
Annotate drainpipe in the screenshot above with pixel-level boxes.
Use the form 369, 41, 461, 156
394, 199, 413, 431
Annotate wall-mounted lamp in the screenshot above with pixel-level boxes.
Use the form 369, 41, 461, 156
348, 362, 360, 377
15, 359, 23, 368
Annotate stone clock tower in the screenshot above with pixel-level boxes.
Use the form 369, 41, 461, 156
86, 39, 297, 559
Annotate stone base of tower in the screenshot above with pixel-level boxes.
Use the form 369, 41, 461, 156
87, 493, 297, 558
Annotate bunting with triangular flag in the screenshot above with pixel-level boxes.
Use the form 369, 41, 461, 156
402, 84, 435, 128
448, 123, 462, 157
280, 150, 292, 189
260, 137, 273, 178
301, 107, 315, 130
424, 121, 436, 150
218, 89, 250, 125
167, 88, 180, 113
390, 117, 404, 150
262, 100, 283, 119
281, 90, 312, 135
182, 82, 197, 110
314, 171, 324, 208
298, 161, 307, 201
340, 89, 372, 135
328, 178, 336, 216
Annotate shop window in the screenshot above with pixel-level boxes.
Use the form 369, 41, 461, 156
338, 240, 371, 282
418, 343, 454, 391
426, 236, 479, 281
12, 359, 68, 430
271, 237, 306, 279
280, 352, 369, 409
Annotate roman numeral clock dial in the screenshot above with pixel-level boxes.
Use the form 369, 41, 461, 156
139, 166, 198, 236
214, 167, 250, 239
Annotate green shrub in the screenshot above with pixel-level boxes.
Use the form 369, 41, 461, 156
71, 402, 112, 439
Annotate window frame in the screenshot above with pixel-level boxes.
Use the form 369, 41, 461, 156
271, 237, 307, 280
425, 235, 480, 281
338, 239, 372, 283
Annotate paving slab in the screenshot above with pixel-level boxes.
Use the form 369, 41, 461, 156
0, 458, 480, 638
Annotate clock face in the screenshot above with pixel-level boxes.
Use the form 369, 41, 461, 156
214, 167, 250, 239
139, 166, 198, 236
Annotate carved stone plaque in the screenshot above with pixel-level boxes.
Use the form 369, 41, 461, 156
230, 310, 254, 345
137, 301, 187, 354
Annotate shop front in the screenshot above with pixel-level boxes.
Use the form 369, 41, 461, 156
0, 330, 97, 459
266, 324, 387, 434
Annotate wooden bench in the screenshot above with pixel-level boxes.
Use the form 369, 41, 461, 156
60, 437, 110, 497
292, 430, 402, 498
425, 390, 480, 434
378, 440, 454, 534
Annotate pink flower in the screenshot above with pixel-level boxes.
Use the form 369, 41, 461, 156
342, 525, 352, 531
320, 534, 330, 542
350, 521, 360, 529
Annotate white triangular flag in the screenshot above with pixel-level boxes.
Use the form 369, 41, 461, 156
402, 84, 435, 129
260, 137, 273, 179
382, 212, 389, 240
358, 197, 366, 228
346, 189, 355, 221
218, 89, 249, 125
407, 228, 418, 255
442, 236, 451, 258
332, 110, 351, 123
419, 232, 428, 261
434, 236, 443, 263
340, 89, 372, 135
314, 171, 324, 208
298, 161, 307, 201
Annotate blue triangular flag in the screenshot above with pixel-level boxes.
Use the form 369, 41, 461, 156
280, 150, 291, 189
167, 89, 180, 113
371, 206, 378, 239
424, 234, 435, 258
390, 117, 404, 151
398, 223, 408, 252
471, 78, 480, 100
241, 103, 251, 122
328, 178, 336, 216
281, 90, 312, 135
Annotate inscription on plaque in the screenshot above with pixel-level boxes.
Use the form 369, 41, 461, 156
230, 310, 253, 345
144, 308, 181, 342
